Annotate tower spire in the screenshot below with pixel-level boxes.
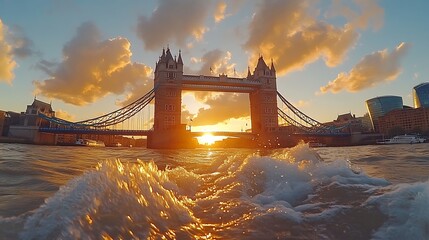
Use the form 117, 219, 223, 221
177, 49, 183, 64
270, 58, 276, 73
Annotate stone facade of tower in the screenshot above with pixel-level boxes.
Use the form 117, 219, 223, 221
248, 56, 278, 135
148, 48, 198, 148
153, 48, 183, 131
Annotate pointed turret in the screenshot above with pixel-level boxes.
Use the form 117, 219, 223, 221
270, 58, 276, 73
165, 48, 174, 61
254, 56, 270, 77
159, 48, 166, 63
247, 66, 252, 78
177, 50, 183, 65
256, 56, 268, 70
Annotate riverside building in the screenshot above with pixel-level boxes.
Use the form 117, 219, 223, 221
413, 82, 429, 108
365, 96, 403, 132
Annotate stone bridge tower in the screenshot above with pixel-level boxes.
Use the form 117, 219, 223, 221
148, 48, 197, 148
148, 49, 279, 148
249, 56, 278, 138
153, 48, 183, 131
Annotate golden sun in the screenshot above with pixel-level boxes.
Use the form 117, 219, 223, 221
197, 133, 218, 145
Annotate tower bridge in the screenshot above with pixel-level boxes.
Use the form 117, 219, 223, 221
148, 48, 278, 148
39, 48, 347, 148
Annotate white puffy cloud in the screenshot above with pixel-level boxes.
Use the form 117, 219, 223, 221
319, 42, 410, 94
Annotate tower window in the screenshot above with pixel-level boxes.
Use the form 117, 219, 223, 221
168, 72, 176, 79
166, 90, 177, 97
164, 116, 175, 126
165, 104, 175, 111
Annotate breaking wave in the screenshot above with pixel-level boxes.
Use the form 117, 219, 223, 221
1, 143, 428, 239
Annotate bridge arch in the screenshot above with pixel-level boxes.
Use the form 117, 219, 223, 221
38, 48, 349, 148
148, 48, 279, 148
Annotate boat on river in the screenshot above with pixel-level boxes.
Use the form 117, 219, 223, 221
376, 135, 426, 144
75, 139, 105, 147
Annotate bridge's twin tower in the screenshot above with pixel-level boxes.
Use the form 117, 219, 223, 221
148, 48, 278, 148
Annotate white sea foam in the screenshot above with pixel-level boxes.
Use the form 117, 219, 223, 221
367, 180, 429, 240
9, 143, 429, 239
19, 159, 205, 239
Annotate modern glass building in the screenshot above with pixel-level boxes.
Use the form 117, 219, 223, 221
366, 96, 403, 132
413, 82, 429, 108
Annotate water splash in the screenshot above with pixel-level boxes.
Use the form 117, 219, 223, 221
367, 181, 429, 239
20, 159, 206, 239
2, 143, 428, 239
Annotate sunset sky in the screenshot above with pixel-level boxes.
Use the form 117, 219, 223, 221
1, 0, 428, 132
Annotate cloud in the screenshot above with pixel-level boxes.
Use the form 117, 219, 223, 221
55, 109, 76, 121
294, 100, 310, 108
319, 42, 410, 94
11, 35, 34, 58
244, 0, 369, 75
192, 93, 249, 126
327, 0, 384, 31
34, 22, 152, 106
0, 19, 17, 84
214, 1, 227, 23
182, 49, 249, 126
7, 25, 35, 58
191, 49, 237, 76
136, 0, 212, 50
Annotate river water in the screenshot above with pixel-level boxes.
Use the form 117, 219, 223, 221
0, 143, 428, 239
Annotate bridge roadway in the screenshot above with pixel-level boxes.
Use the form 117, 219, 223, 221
39, 127, 255, 138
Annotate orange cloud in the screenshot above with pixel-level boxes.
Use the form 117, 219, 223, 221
182, 49, 249, 126
0, 19, 16, 84
191, 93, 249, 126
55, 109, 76, 121
214, 1, 227, 23
136, 0, 211, 50
244, 0, 361, 75
319, 42, 410, 94
34, 22, 152, 106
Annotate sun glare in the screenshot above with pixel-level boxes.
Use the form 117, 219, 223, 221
197, 133, 219, 145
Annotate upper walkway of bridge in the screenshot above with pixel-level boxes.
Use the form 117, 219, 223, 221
39, 127, 256, 138
181, 74, 262, 93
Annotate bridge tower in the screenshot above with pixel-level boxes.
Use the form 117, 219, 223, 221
148, 48, 197, 148
248, 57, 278, 145
153, 48, 183, 131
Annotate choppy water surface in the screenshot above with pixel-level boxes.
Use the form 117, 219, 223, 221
0, 143, 428, 239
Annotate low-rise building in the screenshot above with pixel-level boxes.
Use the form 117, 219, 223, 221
324, 113, 371, 134
378, 107, 429, 137
8, 98, 57, 144
0, 110, 5, 136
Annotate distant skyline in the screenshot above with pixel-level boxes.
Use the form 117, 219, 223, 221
1, 0, 428, 132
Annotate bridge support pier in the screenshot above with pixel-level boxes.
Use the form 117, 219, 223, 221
254, 133, 280, 148
147, 125, 198, 149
